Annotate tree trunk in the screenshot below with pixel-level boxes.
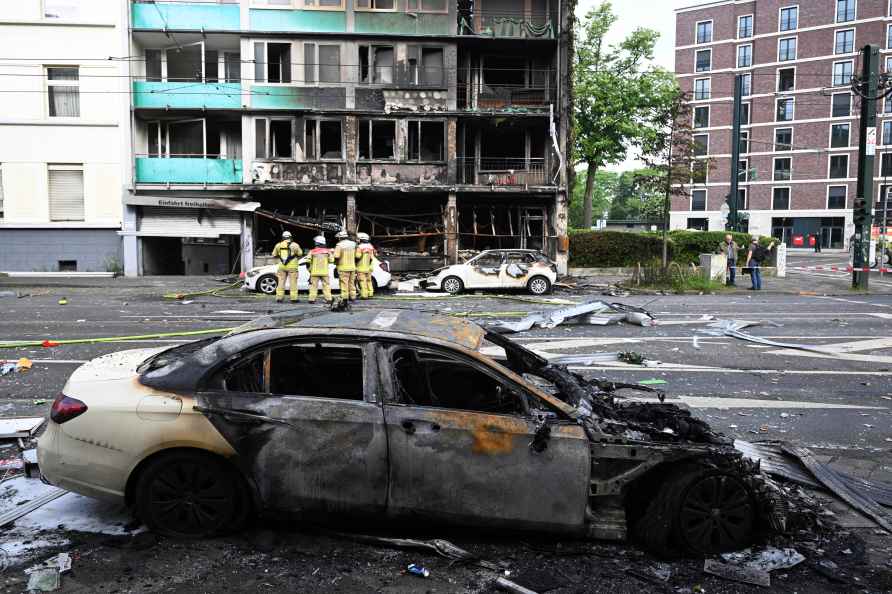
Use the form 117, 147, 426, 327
583, 162, 597, 229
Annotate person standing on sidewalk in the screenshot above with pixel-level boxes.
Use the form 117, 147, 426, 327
307, 235, 334, 304
717, 234, 739, 286
333, 230, 358, 301
746, 237, 776, 291
355, 233, 377, 299
813, 233, 822, 253
272, 231, 302, 303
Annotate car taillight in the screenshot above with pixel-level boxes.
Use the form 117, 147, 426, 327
379, 261, 390, 273
50, 394, 88, 424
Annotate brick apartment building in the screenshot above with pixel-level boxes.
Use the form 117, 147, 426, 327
673, 0, 892, 249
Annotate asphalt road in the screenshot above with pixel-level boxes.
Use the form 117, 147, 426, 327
1, 277, 891, 592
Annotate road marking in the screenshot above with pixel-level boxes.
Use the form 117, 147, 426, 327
816, 296, 892, 309
1, 359, 86, 364
633, 396, 886, 410
569, 366, 892, 376
766, 336, 892, 364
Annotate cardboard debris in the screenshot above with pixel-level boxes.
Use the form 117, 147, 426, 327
0, 417, 46, 439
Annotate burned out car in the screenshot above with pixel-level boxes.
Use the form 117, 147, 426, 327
422, 249, 558, 295
37, 310, 782, 555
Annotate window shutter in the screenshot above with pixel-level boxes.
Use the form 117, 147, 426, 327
49, 169, 84, 222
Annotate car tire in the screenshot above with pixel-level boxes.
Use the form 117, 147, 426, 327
442, 276, 464, 295
134, 450, 248, 539
631, 462, 757, 557
256, 274, 278, 296
526, 276, 552, 295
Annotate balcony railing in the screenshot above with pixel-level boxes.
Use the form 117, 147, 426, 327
132, 0, 240, 31
132, 82, 242, 109
459, 9, 557, 39
459, 82, 555, 110
457, 158, 551, 186
136, 155, 243, 184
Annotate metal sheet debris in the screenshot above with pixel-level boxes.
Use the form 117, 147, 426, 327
721, 547, 805, 572
495, 576, 540, 594
703, 558, 771, 587
488, 300, 655, 333
0, 487, 67, 528
699, 320, 840, 356
0, 417, 46, 439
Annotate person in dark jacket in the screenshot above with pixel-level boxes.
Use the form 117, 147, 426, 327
746, 237, 776, 291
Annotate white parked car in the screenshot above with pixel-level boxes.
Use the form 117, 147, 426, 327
244, 255, 392, 295
422, 249, 558, 295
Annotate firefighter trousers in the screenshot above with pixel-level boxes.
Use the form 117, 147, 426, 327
309, 275, 332, 303
275, 269, 299, 302
338, 270, 357, 300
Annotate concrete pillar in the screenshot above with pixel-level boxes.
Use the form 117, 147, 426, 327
446, 192, 458, 264
346, 192, 357, 234
122, 204, 139, 277
241, 214, 254, 273
553, 191, 569, 275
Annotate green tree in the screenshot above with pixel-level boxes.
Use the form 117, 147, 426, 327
607, 169, 665, 221
574, 2, 679, 229
570, 169, 615, 229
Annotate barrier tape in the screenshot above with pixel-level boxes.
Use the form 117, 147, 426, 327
788, 266, 891, 274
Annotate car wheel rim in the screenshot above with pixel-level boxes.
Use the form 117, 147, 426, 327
444, 279, 460, 293
678, 474, 754, 554
259, 277, 277, 294
530, 279, 547, 294
148, 461, 233, 536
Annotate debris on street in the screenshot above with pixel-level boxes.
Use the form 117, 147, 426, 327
703, 558, 771, 587
488, 299, 655, 333
0, 417, 45, 440
721, 547, 805, 572
26, 567, 60, 592
406, 563, 430, 578
699, 319, 842, 356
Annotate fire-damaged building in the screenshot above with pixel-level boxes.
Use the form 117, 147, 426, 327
121, 0, 573, 277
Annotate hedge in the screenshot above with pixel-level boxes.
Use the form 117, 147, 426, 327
669, 230, 752, 265
569, 230, 668, 267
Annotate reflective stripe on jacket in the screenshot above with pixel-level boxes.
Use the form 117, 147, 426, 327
333, 240, 357, 272
356, 244, 376, 273
309, 247, 333, 276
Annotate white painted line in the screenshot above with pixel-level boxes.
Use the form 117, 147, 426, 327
1, 359, 86, 364
635, 396, 886, 410
816, 296, 892, 309
568, 366, 892, 376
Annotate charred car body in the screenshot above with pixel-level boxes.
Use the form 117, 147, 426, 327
37, 310, 784, 555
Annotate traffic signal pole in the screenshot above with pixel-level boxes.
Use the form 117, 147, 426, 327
727, 74, 743, 232
853, 45, 879, 291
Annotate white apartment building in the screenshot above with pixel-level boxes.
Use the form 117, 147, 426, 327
0, 0, 127, 272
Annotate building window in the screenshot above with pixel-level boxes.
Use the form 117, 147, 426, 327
0, 166, 4, 219
417, 47, 445, 87
694, 106, 709, 128
829, 154, 849, 178
740, 73, 752, 96
882, 153, 892, 175
836, 29, 855, 54
254, 42, 292, 84
355, 0, 397, 10
695, 49, 712, 72
739, 130, 749, 154
691, 160, 708, 184
46, 67, 79, 118
406, 0, 447, 11
304, 44, 341, 83
885, 95, 892, 115
304, 119, 343, 160
303, 0, 345, 7
44, 0, 78, 19
694, 78, 711, 100
407, 120, 445, 161
775, 127, 793, 151
738, 159, 748, 182
225, 52, 240, 83
145, 50, 162, 82
778, 37, 797, 61
888, 24, 892, 49
48, 165, 84, 222
833, 61, 853, 87
696, 20, 713, 44
776, 97, 794, 122
831, 123, 850, 148
772, 187, 791, 210
773, 157, 792, 181
254, 118, 294, 160
740, 103, 750, 125
737, 44, 752, 68
836, 0, 856, 23
359, 45, 395, 84
884, 121, 892, 145
738, 15, 753, 38
828, 186, 847, 209
693, 134, 708, 156
779, 6, 798, 31
737, 188, 748, 210
687, 218, 708, 230
691, 190, 707, 211
832, 93, 851, 117
778, 68, 795, 92
358, 119, 396, 160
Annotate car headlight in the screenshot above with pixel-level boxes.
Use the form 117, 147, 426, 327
246, 269, 261, 278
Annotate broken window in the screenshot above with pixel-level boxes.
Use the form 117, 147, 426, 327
147, 122, 161, 157
256, 42, 291, 83
358, 119, 396, 160
305, 119, 343, 160
168, 120, 205, 157
356, 0, 395, 9
270, 120, 293, 158
145, 50, 162, 82
390, 347, 525, 415
481, 125, 525, 170
407, 0, 447, 11
359, 46, 394, 84
407, 120, 445, 161
304, 43, 340, 83
205, 50, 219, 83
256, 119, 268, 159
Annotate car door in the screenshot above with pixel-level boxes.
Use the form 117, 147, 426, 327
464, 252, 505, 289
380, 343, 590, 534
195, 339, 388, 517
500, 252, 534, 288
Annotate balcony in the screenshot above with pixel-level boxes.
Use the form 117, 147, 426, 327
133, 82, 242, 109
136, 157, 243, 185
250, 8, 347, 33
354, 10, 452, 35
132, 1, 240, 31
457, 158, 551, 186
458, 3, 557, 39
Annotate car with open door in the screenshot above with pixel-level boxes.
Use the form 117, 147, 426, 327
37, 310, 780, 555
421, 249, 558, 295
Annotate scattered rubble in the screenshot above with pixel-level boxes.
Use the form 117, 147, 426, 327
489, 299, 655, 333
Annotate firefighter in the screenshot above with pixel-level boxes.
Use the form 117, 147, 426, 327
355, 232, 377, 299
272, 231, 302, 303
308, 235, 334, 304
333, 230, 358, 301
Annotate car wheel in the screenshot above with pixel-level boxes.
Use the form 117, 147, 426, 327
135, 451, 245, 538
631, 462, 756, 557
257, 274, 278, 296
526, 276, 552, 295
442, 276, 464, 295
